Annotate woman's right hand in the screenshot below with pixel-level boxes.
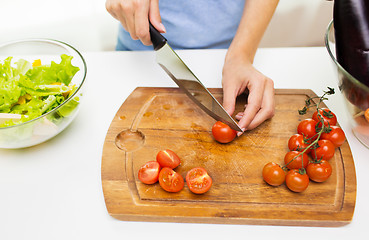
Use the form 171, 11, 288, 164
105, 0, 166, 45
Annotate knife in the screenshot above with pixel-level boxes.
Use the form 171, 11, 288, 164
149, 23, 243, 132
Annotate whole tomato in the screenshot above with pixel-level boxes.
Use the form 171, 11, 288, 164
306, 160, 332, 182
312, 108, 337, 127
284, 151, 309, 170
262, 162, 286, 186
310, 139, 336, 161
321, 126, 346, 147
285, 170, 309, 193
288, 134, 312, 153
297, 118, 318, 140
212, 121, 237, 143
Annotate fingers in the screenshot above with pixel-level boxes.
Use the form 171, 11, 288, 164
149, 0, 166, 33
236, 77, 275, 132
222, 85, 238, 116
106, 0, 165, 46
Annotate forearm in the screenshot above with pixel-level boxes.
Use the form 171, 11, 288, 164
227, 0, 279, 63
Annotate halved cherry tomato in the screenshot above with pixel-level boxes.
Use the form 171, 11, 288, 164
365, 108, 369, 122
312, 108, 337, 127
310, 139, 336, 160
262, 162, 286, 186
306, 160, 332, 183
288, 134, 311, 153
212, 121, 237, 143
285, 170, 309, 193
284, 151, 309, 170
321, 126, 346, 147
156, 149, 181, 169
158, 167, 184, 193
138, 161, 161, 184
297, 118, 318, 140
186, 167, 213, 194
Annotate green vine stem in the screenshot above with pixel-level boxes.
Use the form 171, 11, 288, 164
283, 87, 335, 174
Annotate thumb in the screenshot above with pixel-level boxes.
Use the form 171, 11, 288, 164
222, 86, 237, 116
149, 0, 166, 33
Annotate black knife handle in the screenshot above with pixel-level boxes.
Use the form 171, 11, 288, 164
149, 22, 167, 51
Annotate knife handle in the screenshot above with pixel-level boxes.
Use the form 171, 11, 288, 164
149, 22, 167, 51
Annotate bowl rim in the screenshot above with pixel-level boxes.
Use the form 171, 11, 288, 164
0, 38, 87, 130
325, 20, 369, 94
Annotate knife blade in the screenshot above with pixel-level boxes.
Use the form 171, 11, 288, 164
149, 23, 242, 132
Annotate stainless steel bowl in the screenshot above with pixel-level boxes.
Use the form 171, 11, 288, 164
325, 20, 369, 148
0, 39, 87, 148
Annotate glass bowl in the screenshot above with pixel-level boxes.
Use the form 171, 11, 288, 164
325, 20, 369, 148
0, 39, 87, 149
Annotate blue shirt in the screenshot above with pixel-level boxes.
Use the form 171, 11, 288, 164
116, 0, 245, 51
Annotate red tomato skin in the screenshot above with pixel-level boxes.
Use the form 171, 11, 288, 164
212, 121, 237, 143
158, 167, 184, 193
138, 161, 161, 184
186, 167, 213, 194
321, 126, 346, 147
297, 119, 318, 140
156, 149, 181, 169
288, 134, 312, 153
284, 151, 309, 170
312, 108, 337, 127
262, 162, 286, 186
310, 139, 336, 160
365, 108, 369, 122
306, 160, 332, 182
285, 170, 310, 193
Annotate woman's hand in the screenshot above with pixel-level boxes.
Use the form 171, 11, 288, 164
222, 56, 275, 135
105, 0, 165, 45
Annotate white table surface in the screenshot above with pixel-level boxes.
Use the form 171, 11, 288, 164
1, 47, 368, 240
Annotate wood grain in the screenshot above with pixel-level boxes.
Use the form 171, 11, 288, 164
101, 87, 356, 226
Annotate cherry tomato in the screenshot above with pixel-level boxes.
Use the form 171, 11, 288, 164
297, 118, 318, 140
306, 160, 332, 182
312, 108, 337, 127
365, 108, 369, 122
262, 162, 286, 186
158, 167, 184, 193
156, 149, 181, 169
212, 121, 237, 143
288, 134, 311, 153
284, 151, 309, 170
138, 161, 161, 184
285, 170, 309, 193
321, 126, 346, 147
310, 139, 336, 160
186, 167, 213, 194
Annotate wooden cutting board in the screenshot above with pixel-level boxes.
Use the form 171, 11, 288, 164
101, 87, 356, 227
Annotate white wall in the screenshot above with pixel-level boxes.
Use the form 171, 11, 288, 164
0, 0, 333, 51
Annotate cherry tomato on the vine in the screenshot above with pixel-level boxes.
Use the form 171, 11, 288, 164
186, 167, 213, 194
312, 108, 337, 127
285, 170, 309, 193
212, 121, 237, 143
297, 118, 318, 140
321, 126, 346, 147
262, 162, 286, 186
156, 149, 181, 169
310, 139, 336, 161
284, 151, 309, 170
158, 167, 184, 193
306, 160, 332, 182
288, 134, 311, 153
138, 161, 161, 184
